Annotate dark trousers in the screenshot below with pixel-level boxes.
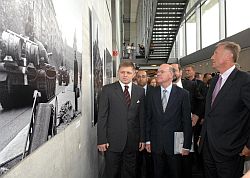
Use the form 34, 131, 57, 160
202, 138, 244, 178
152, 152, 182, 178
136, 150, 154, 178
104, 149, 137, 178
182, 154, 192, 178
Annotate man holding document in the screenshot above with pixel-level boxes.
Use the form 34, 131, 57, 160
145, 64, 192, 178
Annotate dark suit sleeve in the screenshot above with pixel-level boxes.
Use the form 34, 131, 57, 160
192, 81, 205, 118
97, 86, 109, 145
139, 91, 145, 142
145, 89, 153, 142
241, 80, 250, 148
182, 91, 192, 149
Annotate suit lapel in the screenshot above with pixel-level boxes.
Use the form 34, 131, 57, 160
130, 84, 138, 107
164, 85, 177, 113
153, 86, 163, 113
210, 69, 238, 110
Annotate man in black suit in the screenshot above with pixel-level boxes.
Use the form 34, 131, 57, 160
97, 61, 145, 178
199, 41, 250, 178
136, 70, 154, 178
171, 63, 205, 177
145, 64, 192, 178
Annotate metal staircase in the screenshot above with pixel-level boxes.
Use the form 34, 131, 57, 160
147, 0, 189, 62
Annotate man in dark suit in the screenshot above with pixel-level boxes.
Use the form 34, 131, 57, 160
145, 64, 192, 178
136, 70, 154, 178
199, 41, 250, 178
171, 63, 205, 177
97, 61, 145, 178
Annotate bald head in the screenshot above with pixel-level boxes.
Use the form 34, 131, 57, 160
157, 64, 174, 88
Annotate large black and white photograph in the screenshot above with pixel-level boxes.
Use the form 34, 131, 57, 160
91, 9, 104, 126
0, 0, 82, 174
104, 48, 113, 84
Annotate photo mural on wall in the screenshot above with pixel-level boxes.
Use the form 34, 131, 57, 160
104, 48, 113, 84
91, 9, 104, 126
0, 0, 82, 173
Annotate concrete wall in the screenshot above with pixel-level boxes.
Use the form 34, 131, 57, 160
2, 0, 113, 178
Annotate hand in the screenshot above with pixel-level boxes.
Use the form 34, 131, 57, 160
191, 114, 199, 127
197, 136, 201, 147
240, 145, 250, 156
139, 142, 145, 151
146, 143, 151, 153
97, 143, 109, 152
181, 149, 190, 156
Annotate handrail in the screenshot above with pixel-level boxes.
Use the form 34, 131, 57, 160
22, 90, 41, 159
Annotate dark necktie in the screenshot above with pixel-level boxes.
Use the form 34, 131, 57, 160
211, 75, 222, 105
124, 85, 131, 106
162, 90, 168, 112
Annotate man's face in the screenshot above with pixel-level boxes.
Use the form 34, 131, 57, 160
157, 64, 173, 84
118, 66, 135, 84
185, 67, 195, 79
136, 71, 148, 87
211, 45, 231, 71
171, 64, 182, 82
203, 74, 212, 83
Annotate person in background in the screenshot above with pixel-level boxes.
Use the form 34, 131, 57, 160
171, 63, 205, 178
203, 73, 212, 87
148, 77, 157, 87
195, 72, 203, 81
97, 61, 145, 178
199, 41, 250, 178
146, 64, 192, 178
136, 70, 154, 178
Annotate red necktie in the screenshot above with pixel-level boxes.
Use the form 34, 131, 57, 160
124, 85, 131, 106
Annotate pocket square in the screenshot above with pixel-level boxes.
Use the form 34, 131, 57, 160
136, 100, 140, 104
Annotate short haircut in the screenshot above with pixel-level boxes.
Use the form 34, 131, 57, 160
168, 65, 175, 74
204, 73, 211, 78
170, 63, 182, 71
185, 65, 195, 71
216, 41, 241, 62
118, 61, 135, 70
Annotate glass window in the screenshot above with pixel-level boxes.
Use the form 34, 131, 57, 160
201, 0, 219, 48
186, 13, 196, 55
226, 0, 250, 37
178, 24, 185, 58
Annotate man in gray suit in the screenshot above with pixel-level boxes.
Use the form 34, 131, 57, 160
199, 41, 250, 178
97, 61, 145, 178
146, 64, 192, 178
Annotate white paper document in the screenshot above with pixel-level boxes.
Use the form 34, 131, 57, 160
174, 132, 194, 154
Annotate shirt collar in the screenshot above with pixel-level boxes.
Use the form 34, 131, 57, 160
175, 79, 183, 88
119, 81, 132, 90
161, 83, 172, 93
220, 65, 235, 80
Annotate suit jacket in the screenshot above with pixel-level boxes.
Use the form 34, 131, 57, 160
182, 79, 205, 118
146, 85, 192, 155
199, 68, 250, 161
97, 81, 145, 152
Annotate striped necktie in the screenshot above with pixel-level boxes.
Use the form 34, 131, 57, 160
162, 89, 168, 112
124, 85, 131, 106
